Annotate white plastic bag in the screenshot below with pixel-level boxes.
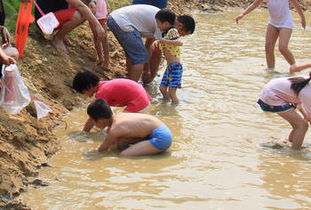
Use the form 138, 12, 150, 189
0, 64, 31, 114
33, 0, 59, 36
37, 12, 59, 35
33, 99, 52, 119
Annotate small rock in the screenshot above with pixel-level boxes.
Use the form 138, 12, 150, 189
30, 178, 49, 187
36, 60, 43, 65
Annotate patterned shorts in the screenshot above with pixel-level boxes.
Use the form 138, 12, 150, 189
160, 62, 183, 88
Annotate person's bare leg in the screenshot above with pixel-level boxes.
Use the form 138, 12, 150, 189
169, 87, 179, 104
265, 24, 279, 69
120, 140, 162, 156
277, 109, 308, 149
160, 85, 170, 100
290, 62, 311, 74
92, 31, 104, 65
278, 28, 295, 66
102, 24, 109, 67
127, 59, 144, 82
142, 38, 155, 83
52, 11, 83, 53
143, 41, 162, 84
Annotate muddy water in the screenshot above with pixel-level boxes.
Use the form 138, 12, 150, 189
21, 10, 311, 209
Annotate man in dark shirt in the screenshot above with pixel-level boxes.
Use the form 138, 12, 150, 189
35, 0, 105, 53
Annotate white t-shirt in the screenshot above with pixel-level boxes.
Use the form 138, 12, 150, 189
267, 0, 293, 29
110, 4, 162, 39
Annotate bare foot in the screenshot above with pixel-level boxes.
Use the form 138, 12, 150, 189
51, 38, 68, 53
171, 99, 179, 105
289, 64, 297, 74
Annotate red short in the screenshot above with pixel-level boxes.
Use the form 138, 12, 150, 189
54, 6, 76, 29
98, 18, 108, 24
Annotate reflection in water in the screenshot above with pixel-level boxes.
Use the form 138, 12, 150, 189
20, 10, 311, 209
258, 152, 311, 209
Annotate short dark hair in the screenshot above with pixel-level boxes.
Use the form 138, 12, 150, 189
177, 15, 196, 34
72, 69, 100, 93
87, 98, 113, 121
155, 9, 176, 25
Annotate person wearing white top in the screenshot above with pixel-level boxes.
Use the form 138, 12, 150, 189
107, 4, 162, 82
235, 0, 306, 71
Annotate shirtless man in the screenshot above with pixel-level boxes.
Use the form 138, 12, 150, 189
35, 0, 105, 53
87, 98, 172, 156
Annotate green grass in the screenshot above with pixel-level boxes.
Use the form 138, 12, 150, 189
109, 0, 131, 11
3, 0, 20, 32
3, 0, 131, 33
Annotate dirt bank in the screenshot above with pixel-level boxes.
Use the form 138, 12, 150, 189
0, 18, 126, 209
1, 0, 310, 208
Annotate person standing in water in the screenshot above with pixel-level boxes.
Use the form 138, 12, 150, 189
235, 0, 306, 70
155, 9, 183, 104
257, 73, 311, 149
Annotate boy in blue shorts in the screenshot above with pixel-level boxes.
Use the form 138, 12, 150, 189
155, 9, 183, 104
87, 98, 172, 156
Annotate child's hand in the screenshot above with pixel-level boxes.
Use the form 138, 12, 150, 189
0, 54, 16, 65
153, 40, 160, 48
235, 14, 244, 24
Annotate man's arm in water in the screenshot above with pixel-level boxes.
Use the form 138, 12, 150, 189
97, 132, 118, 152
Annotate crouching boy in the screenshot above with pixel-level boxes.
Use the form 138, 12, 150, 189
87, 98, 172, 156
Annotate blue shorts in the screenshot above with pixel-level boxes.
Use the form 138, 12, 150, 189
132, 0, 168, 9
257, 99, 296, 113
160, 62, 183, 88
148, 125, 172, 151
107, 16, 148, 65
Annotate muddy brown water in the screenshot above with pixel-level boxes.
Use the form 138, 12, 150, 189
20, 10, 311, 209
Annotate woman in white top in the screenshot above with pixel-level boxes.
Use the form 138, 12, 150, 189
257, 73, 311, 149
235, 0, 306, 71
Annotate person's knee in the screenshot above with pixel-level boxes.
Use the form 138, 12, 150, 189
159, 85, 166, 92
71, 11, 83, 24
265, 43, 274, 52
301, 121, 309, 131
168, 88, 177, 95
293, 120, 308, 131
278, 44, 289, 54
